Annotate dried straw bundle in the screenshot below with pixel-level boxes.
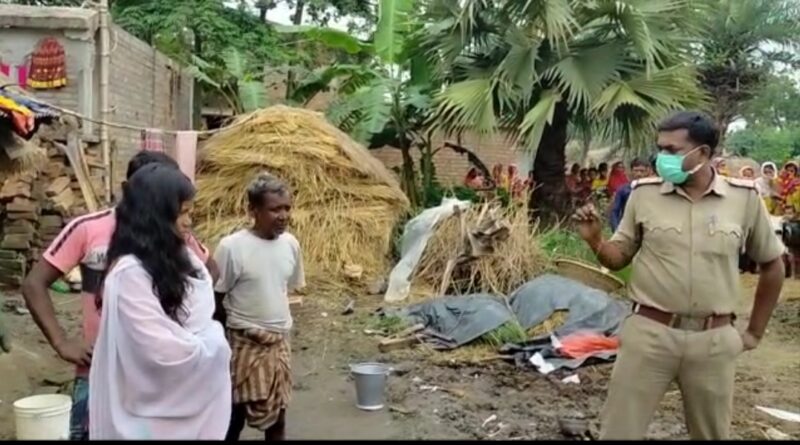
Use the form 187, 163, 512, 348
412, 202, 546, 297
194, 106, 409, 288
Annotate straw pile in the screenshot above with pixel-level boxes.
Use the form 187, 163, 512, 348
194, 106, 409, 289
412, 202, 547, 297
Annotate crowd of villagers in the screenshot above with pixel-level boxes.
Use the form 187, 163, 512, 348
456, 155, 800, 243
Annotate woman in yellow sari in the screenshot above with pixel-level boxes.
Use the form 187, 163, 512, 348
755, 162, 779, 215
778, 161, 800, 216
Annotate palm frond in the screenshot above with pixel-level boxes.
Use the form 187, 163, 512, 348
432, 78, 497, 134
519, 89, 561, 151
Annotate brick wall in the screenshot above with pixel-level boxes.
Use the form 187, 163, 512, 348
263, 70, 525, 185
107, 26, 193, 187
371, 132, 532, 186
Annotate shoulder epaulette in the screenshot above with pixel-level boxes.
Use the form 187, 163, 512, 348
723, 176, 757, 190
632, 177, 664, 189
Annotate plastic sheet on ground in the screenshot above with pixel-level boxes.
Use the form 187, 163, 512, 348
398, 294, 513, 349
510, 274, 629, 339
394, 274, 630, 371
384, 198, 471, 303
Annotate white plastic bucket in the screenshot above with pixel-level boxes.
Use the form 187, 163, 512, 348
13, 394, 72, 440
350, 363, 390, 411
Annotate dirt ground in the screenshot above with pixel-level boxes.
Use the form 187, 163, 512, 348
1, 275, 799, 440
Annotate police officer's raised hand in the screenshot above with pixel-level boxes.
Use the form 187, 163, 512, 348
573, 203, 603, 245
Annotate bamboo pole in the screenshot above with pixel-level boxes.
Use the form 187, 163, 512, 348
98, 0, 112, 203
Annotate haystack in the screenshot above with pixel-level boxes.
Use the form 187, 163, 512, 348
194, 106, 409, 289
411, 202, 546, 297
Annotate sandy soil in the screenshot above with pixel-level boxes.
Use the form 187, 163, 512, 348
1, 275, 799, 440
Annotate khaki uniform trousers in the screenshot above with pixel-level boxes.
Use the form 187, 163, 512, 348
600, 314, 744, 440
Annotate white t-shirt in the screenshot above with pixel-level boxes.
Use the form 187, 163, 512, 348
213, 229, 305, 333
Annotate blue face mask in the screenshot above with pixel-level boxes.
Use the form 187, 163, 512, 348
655, 146, 705, 184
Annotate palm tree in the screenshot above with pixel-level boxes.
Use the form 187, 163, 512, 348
421, 0, 707, 220
698, 0, 800, 139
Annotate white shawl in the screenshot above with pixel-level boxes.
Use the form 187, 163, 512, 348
89, 253, 231, 440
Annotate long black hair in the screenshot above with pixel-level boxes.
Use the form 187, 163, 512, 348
104, 163, 199, 323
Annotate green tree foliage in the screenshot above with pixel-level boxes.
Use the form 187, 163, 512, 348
727, 125, 800, 164
741, 74, 800, 130
111, 0, 293, 68
419, 0, 707, 219
280, 0, 438, 207
698, 0, 800, 137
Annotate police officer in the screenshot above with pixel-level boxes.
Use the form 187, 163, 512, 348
573, 111, 785, 440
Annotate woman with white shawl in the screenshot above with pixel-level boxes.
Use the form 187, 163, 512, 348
756, 162, 779, 215
89, 164, 231, 440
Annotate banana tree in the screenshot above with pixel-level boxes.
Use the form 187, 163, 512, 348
279, 0, 437, 207
421, 0, 708, 221
189, 48, 268, 114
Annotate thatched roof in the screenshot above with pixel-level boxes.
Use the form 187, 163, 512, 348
194, 106, 410, 289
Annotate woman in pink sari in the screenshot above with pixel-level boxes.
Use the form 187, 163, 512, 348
89, 164, 231, 440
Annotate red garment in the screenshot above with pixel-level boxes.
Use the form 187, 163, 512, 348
557, 331, 619, 359
565, 174, 579, 193
140, 128, 165, 152
607, 169, 629, 197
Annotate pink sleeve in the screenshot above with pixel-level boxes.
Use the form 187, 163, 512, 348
42, 220, 87, 274
185, 233, 209, 264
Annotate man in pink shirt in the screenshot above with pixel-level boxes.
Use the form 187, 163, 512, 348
22, 151, 217, 441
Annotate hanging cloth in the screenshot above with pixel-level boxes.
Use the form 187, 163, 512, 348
174, 131, 198, 183
28, 37, 68, 89
0, 95, 35, 137
141, 129, 165, 152
16, 65, 29, 89
0, 62, 10, 77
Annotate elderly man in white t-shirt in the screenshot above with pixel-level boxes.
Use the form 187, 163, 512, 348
213, 173, 305, 441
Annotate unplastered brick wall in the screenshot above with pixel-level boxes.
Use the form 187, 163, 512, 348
260, 69, 521, 185
371, 131, 526, 186
107, 25, 193, 187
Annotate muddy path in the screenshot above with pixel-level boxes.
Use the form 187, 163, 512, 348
1, 275, 799, 440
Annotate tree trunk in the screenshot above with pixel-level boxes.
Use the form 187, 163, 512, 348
400, 145, 419, 208
285, 0, 306, 101
531, 101, 571, 226
580, 130, 591, 164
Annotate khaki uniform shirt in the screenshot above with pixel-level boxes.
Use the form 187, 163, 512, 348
610, 174, 784, 316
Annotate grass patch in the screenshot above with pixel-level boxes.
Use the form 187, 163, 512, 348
539, 228, 633, 285
479, 321, 528, 347
368, 314, 409, 336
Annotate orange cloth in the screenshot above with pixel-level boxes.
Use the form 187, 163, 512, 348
557, 332, 619, 359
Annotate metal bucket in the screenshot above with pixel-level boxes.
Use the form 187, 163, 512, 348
350, 362, 390, 411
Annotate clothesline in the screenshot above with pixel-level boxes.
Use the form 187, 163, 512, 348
1, 84, 253, 136
41, 99, 254, 136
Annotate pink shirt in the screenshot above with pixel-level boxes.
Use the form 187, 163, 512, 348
42, 209, 210, 376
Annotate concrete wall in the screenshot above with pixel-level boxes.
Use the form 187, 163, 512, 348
107, 25, 194, 186
0, 26, 97, 136
0, 6, 193, 189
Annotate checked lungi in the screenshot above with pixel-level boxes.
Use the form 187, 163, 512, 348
226, 328, 292, 431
